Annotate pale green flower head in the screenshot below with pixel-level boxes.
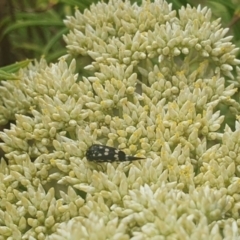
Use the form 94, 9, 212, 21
0, 0, 240, 239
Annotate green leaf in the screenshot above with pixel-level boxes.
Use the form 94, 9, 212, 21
0, 59, 32, 81
1, 20, 64, 41
0, 59, 32, 73
0, 70, 19, 81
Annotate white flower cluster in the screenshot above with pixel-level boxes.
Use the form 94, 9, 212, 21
0, 0, 240, 239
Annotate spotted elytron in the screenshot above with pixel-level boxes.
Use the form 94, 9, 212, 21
86, 144, 145, 162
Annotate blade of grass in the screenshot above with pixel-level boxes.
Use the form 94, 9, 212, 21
0, 70, 19, 80
0, 59, 32, 73
1, 20, 64, 41
43, 27, 68, 55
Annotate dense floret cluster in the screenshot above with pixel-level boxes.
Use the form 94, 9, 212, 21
0, 0, 240, 239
